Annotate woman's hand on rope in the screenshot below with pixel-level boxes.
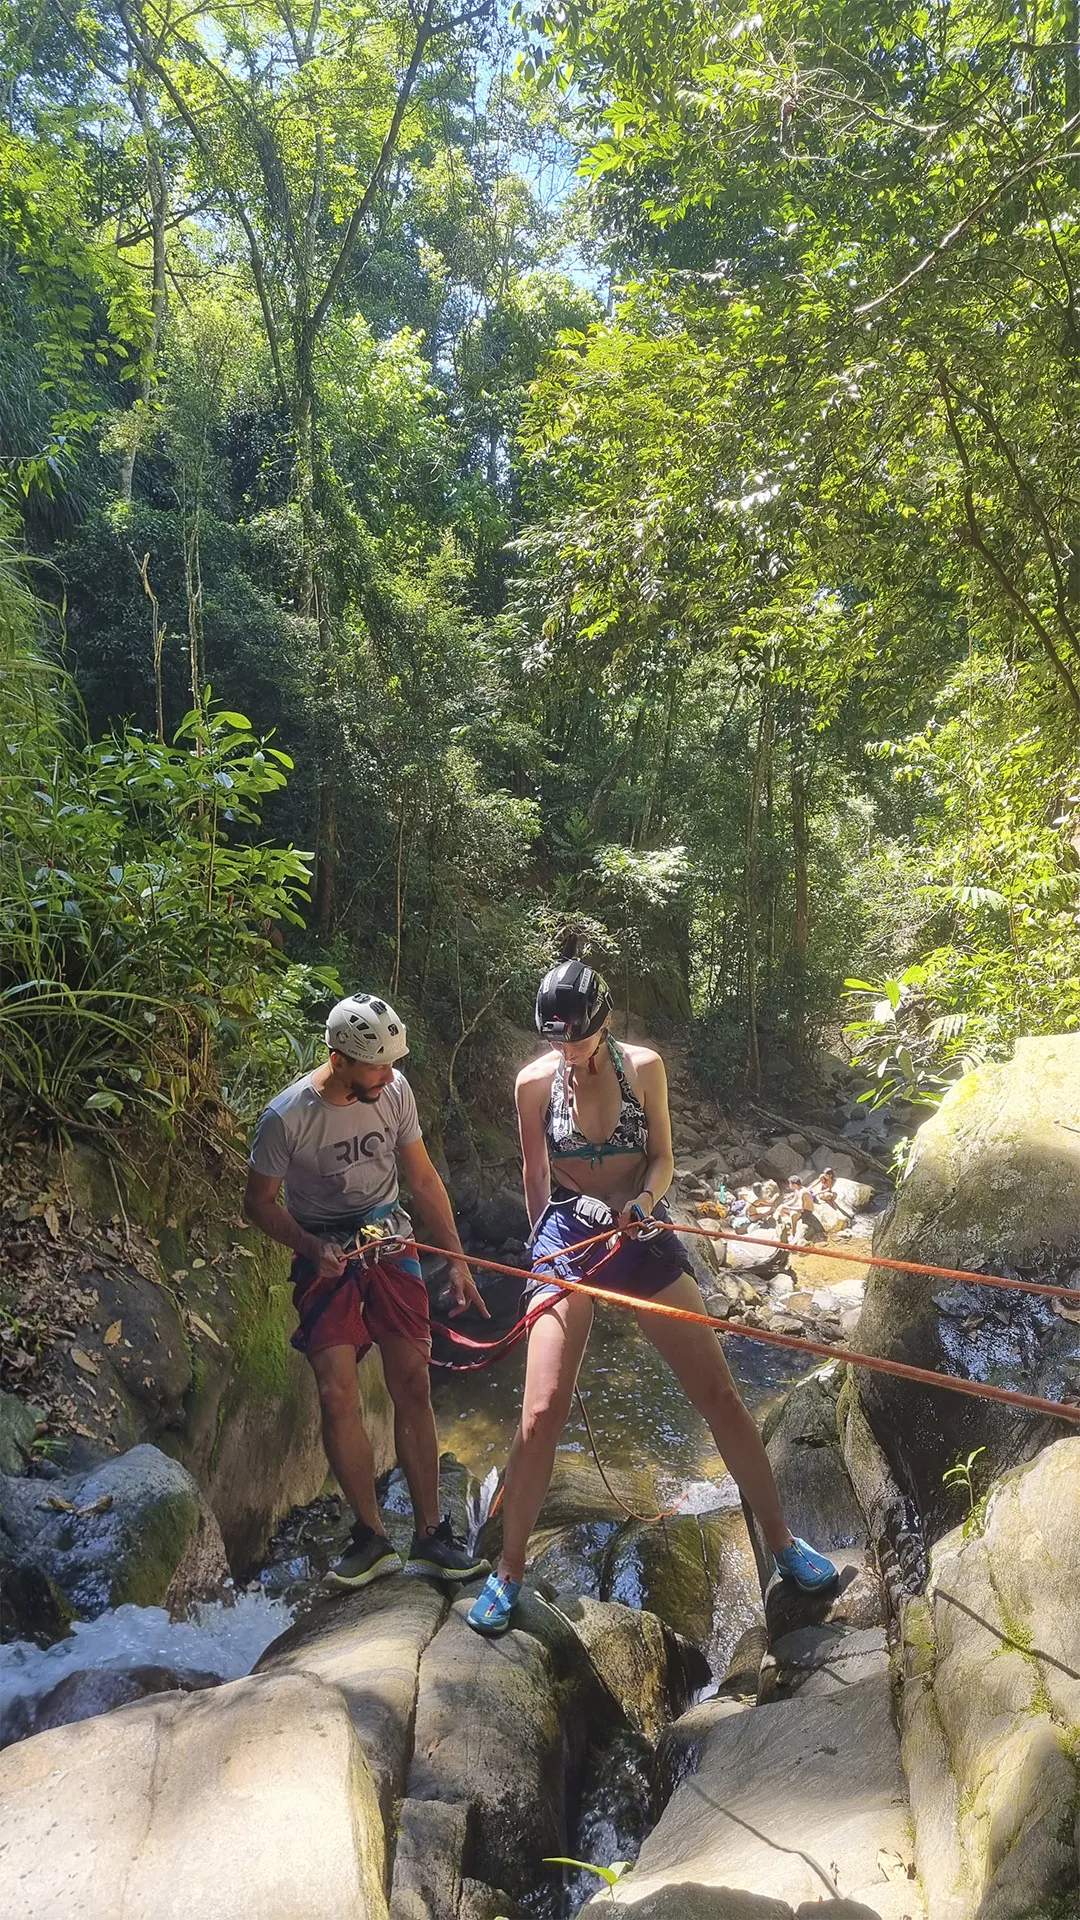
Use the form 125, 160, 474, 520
616, 1191, 655, 1234
446, 1257, 491, 1318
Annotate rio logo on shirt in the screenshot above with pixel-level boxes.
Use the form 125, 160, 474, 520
333, 1133, 383, 1166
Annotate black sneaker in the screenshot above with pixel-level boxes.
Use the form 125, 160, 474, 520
405, 1516, 490, 1582
327, 1521, 401, 1589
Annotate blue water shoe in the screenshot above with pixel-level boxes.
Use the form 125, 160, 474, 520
774, 1537, 838, 1592
466, 1572, 521, 1635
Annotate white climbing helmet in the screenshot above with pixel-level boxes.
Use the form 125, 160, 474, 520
325, 994, 408, 1064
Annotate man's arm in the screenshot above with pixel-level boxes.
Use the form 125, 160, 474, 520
243, 1170, 346, 1278
398, 1137, 490, 1319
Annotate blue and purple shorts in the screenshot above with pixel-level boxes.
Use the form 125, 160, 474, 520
526, 1193, 691, 1308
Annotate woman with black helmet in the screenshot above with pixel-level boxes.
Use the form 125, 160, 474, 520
466, 944, 837, 1635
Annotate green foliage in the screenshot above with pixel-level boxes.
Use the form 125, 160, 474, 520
0, 548, 332, 1128
943, 1447, 989, 1539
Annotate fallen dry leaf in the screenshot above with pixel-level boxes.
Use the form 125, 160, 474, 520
103, 1320, 122, 1346
187, 1311, 224, 1347
191, 1257, 206, 1269
71, 1347, 100, 1375
231, 1244, 256, 1259
76, 1494, 113, 1517
73, 1422, 96, 1439
42, 1494, 74, 1512
43, 1203, 61, 1240
877, 1847, 914, 1882
1052, 1297, 1080, 1325
171, 1268, 188, 1280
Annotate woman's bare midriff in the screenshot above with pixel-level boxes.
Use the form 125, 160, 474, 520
548, 1150, 650, 1211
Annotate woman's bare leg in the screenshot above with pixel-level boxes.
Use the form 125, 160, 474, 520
498, 1291, 594, 1583
635, 1273, 794, 1553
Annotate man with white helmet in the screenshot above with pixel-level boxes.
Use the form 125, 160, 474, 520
244, 993, 489, 1588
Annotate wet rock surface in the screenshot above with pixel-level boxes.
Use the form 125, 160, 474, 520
855, 1034, 1080, 1538
0, 1443, 227, 1628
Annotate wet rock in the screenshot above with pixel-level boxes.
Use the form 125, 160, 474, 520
760, 1368, 868, 1552
480, 1457, 657, 1568
757, 1624, 889, 1703
717, 1621, 768, 1698
603, 1509, 763, 1674
0, 1444, 227, 1627
855, 1035, 1080, 1539
1, 1662, 220, 1748
0, 1525, 74, 1645
568, 1724, 656, 1910
528, 1517, 621, 1598
655, 1696, 752, 1797
0, 1669, 389, 1918
899, 1436, 1080, 1919
0, 1393, 44, 1476
259, 1574, 447, 1819
556, 1593, 708, 1738
593, 1675, 921, 1918
764, 1550, 887, 1644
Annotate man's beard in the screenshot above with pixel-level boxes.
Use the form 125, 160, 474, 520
346, 1082, 384, 1103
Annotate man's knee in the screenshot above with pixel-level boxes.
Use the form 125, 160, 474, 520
316, 1370, 359, 1428
387, 1349, 433, 1414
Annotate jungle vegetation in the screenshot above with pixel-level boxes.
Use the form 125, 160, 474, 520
2, 0, 1079, 1135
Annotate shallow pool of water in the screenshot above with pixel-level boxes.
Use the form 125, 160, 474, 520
431, 1299, 816, 1483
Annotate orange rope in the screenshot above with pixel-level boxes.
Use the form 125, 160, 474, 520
417, 1233, 1080, 1425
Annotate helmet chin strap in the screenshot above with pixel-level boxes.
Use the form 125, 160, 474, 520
569, 1029, 607, 1087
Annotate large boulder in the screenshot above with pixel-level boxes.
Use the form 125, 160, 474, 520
0, 1670, 389, 1919
899, 1436, 1080, 1919
590, 1676, 921, 1918
405, 1589, 625, 1901
760, 1367, 868, 1552
258, 1574, 448, 1818
556, 1593, 708, 1738
855, 1036, 1080, 1538
603, 1509, 763, 1675
0, 1444, 226, 1624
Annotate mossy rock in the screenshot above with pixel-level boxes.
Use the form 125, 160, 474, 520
855, 1035, 1080, 1538
0, 1392, 45, 1477
602, 1508, 762, 1675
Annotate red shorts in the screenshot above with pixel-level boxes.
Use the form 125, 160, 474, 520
290, 1246, 431, 1359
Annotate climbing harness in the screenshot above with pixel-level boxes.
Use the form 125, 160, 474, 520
422, 1219, 1080, 1428
292, 1218, 413, 1352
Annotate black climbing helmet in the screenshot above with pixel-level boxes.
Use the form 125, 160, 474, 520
535, 957, 613, 1042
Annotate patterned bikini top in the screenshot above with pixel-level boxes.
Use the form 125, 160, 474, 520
545, 1034, 650, 1167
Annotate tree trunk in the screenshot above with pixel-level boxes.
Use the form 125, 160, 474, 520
745, 693, 773, 1094
119, 69, 168, 502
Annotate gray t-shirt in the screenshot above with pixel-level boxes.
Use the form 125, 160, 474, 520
249, 1071, 423, 1227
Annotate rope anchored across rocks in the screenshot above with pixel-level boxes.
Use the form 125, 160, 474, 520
418, 1218, 1080, 1427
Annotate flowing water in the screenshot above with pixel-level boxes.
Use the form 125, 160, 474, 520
0, 1305, 813, 1746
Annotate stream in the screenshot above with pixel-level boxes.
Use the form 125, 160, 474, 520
0, 1315, 812, 1738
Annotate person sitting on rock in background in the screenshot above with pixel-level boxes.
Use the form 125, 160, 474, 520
245, 993, 490, 1590
466, 941, 837, 1636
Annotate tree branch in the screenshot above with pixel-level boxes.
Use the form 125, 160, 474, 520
856, 107, 1080, 316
